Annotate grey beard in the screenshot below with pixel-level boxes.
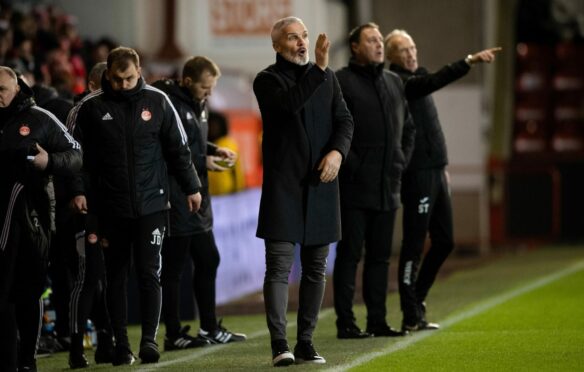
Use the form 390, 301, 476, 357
283, 52, 309, 66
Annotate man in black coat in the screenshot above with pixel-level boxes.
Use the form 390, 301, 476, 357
0, 66, 82, 371
385, 29, 500, 332
253, 16, 353, 366
68, 47, 202, 366
334, 23, 415, 340
153, 56, 246, 351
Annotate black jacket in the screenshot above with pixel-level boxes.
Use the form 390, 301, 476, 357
152, 79, 218, 236
0, 79, 82, 248
390, 60, 470, 171
68, 76, 200, 219
253, 54, 354, 245
336, 60, 415, 210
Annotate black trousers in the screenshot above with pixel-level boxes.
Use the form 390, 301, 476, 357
333, 208, 396, 329
0, 194, 46, 370
48, 204, 73, 340
399, 168, 454, 325
161, 230, 220, 336
100, 211, 166, 348
68, 214, 111, 344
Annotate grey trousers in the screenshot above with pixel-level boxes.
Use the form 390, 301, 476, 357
263, 240, 329, 342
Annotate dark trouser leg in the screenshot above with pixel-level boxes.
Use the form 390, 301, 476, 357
15, 289, 44, 368
416, 171, 455, 303
0, 303, 17, 371
161, 235, 189, 337
333, 208, 366, 327
263, 240, 295, 341
364, 209, 396, 328
102, 218, 132, 348
70, 215, 111, 347
133, 212, 165, 345
297, 243, 329, 342
15, 206, 47, 368
190, 231, 220, 332
50, 205, 74, 339
0, 206, 20, 371
399, 170, 434, 325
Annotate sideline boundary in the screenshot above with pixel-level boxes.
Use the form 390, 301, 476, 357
137, 308, 334, 370
324, 260, 584, 371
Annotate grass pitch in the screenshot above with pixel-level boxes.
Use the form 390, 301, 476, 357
36, 246, 584, 371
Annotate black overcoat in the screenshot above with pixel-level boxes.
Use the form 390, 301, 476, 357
253, 54, 354, 245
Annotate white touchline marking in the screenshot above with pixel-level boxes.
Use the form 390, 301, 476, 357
137, 308, 334, 371
324, 260, 584, 372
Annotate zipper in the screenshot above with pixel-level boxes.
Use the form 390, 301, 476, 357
125, 101, 139, 217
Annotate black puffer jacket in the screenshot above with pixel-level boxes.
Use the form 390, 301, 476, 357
0, 78, 82, 244
390, 60, 470, 170
336, 61, 415, 210
152, 79, 218, 236
68, 76, 200, 218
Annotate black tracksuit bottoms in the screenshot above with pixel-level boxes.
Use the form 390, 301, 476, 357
333, 208, 397, 329
399, 167, 455, 325
100, 211, 166, 349
68, 214, 111, 341
0, 195, 47, 370
161, 230, 220, 336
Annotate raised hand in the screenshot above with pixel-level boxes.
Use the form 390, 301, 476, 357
468, 47, 502, 64
315, 33, 331, 71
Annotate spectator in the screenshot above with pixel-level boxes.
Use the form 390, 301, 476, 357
207, 111, 245, 195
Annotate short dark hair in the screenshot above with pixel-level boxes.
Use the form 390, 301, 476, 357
182, 56, 221, 83
107, 46, 140, 71
348, 22, 379, 55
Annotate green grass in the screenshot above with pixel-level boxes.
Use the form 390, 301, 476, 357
37, 246, 584, 371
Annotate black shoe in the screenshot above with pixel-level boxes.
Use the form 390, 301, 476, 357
17, 361, 37, 371
94, 331, 114, 364
139, 341, 160, 364
271, 339, 295, 367
165, 325, 210, 350
198, 320, 247, 344
294, 340, 326, 364
112, 345, 135, 366
403, 320, 440, 333
337, 323, 371, 339
366, 323, 404, 337
69, 352, 89, 369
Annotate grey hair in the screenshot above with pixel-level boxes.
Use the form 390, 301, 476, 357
0, 66, 18, 82
384, 29, 412, 48
384, 29, 413, 58
271, 16, 305, 43
88, 62, 107, 87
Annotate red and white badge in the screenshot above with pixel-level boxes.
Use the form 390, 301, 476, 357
19, 124, 30, 136
87, 233, 98, 244
141, 109, 152, 122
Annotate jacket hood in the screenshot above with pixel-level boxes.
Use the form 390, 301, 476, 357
101, 72, 145, 101
152, 78, 203, 116
31, 84, 59, 106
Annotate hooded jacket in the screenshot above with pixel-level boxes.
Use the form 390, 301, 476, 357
0, 78, 82, 253
68, 75, 200, 219
152, 79, 217, 236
